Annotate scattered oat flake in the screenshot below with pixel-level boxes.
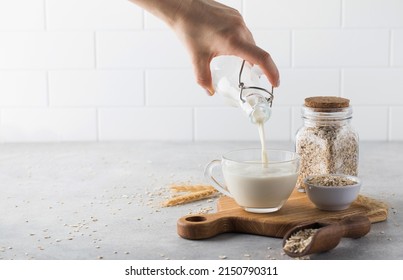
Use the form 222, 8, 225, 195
219, 255, 227, 259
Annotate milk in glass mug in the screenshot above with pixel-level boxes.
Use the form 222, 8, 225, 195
204, 149, 299, 213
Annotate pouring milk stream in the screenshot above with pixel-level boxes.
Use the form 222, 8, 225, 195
211, 56, 273, 165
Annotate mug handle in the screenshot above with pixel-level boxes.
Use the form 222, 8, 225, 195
204, 160, 232, 197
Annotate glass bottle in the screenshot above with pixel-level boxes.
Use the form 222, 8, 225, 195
210, 56, 274, 124
295, 96, 359, 192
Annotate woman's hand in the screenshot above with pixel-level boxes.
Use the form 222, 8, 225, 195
170, 0, 279, 94
129, 0, 280, 95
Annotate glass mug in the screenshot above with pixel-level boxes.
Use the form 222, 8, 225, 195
204, 149, 299, 213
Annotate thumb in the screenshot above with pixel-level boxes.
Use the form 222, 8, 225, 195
192, 55, 215, 95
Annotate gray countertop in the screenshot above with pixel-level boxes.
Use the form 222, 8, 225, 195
0, 141, 401, 260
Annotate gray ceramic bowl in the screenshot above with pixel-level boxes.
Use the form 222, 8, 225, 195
304, 174, 361, 211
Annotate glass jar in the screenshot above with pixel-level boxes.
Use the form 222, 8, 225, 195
295, 96, 359, 192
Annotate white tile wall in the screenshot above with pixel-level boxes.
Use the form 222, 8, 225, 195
146, 69, 217, 106
352, 106, 389, 141
0, 0, 44, 30
0, 0, 402, 142
98, 108, 193, 141
0, 32, 94, 69
293, 30, 390, 67
195, 107, 262, 141
143, 11, 168, 31
244, 0, 341, 28
343, 69, 403, 105
96, 31, 190, 69
251, 30, 291, 67
46, 0, 142, 30
0, 71, 47, 106
195, 106, 290, 141
392, 30, 403, 66
49, 70, 144, 107
390, 107, 403, 140
343, 0, 403, 27
0, 108, 97, 142
291, 106, 304, 142
275, 69, 340, 105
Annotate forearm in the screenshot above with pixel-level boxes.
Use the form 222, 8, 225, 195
128, 0, 190, 27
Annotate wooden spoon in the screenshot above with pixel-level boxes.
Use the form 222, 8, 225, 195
282, 215, 371, 258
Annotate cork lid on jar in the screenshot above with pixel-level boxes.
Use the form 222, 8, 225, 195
304, 96, 350, 109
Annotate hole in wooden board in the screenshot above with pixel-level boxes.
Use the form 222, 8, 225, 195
185, 216, 207, 222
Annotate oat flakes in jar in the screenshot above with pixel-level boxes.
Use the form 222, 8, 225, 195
295, 96, 359, 192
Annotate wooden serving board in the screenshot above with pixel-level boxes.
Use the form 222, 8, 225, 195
177, 189, 388, 240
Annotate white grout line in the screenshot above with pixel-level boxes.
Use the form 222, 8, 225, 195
241, 0, 245, 14
387, 106, 392, 141
45, 71, 50, 107
192, 107, 196, 142
290, 30, 294, 68
143, 70, 147, 106
43, 0, 47, 30
389, 29, 394, 67
141, 8, 145, 30
340, 0, 345, 28
95, 108, 100, 142
93, 32, 97, 69
339, 68, 344, 98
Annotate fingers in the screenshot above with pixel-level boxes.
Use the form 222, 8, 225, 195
233, 42, 280, 87
192, 54, 215, 95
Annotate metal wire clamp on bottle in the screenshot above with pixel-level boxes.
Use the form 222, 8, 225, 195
210, 56, 274, 123
237, 60, 274, 123
238, 60, 274, 107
